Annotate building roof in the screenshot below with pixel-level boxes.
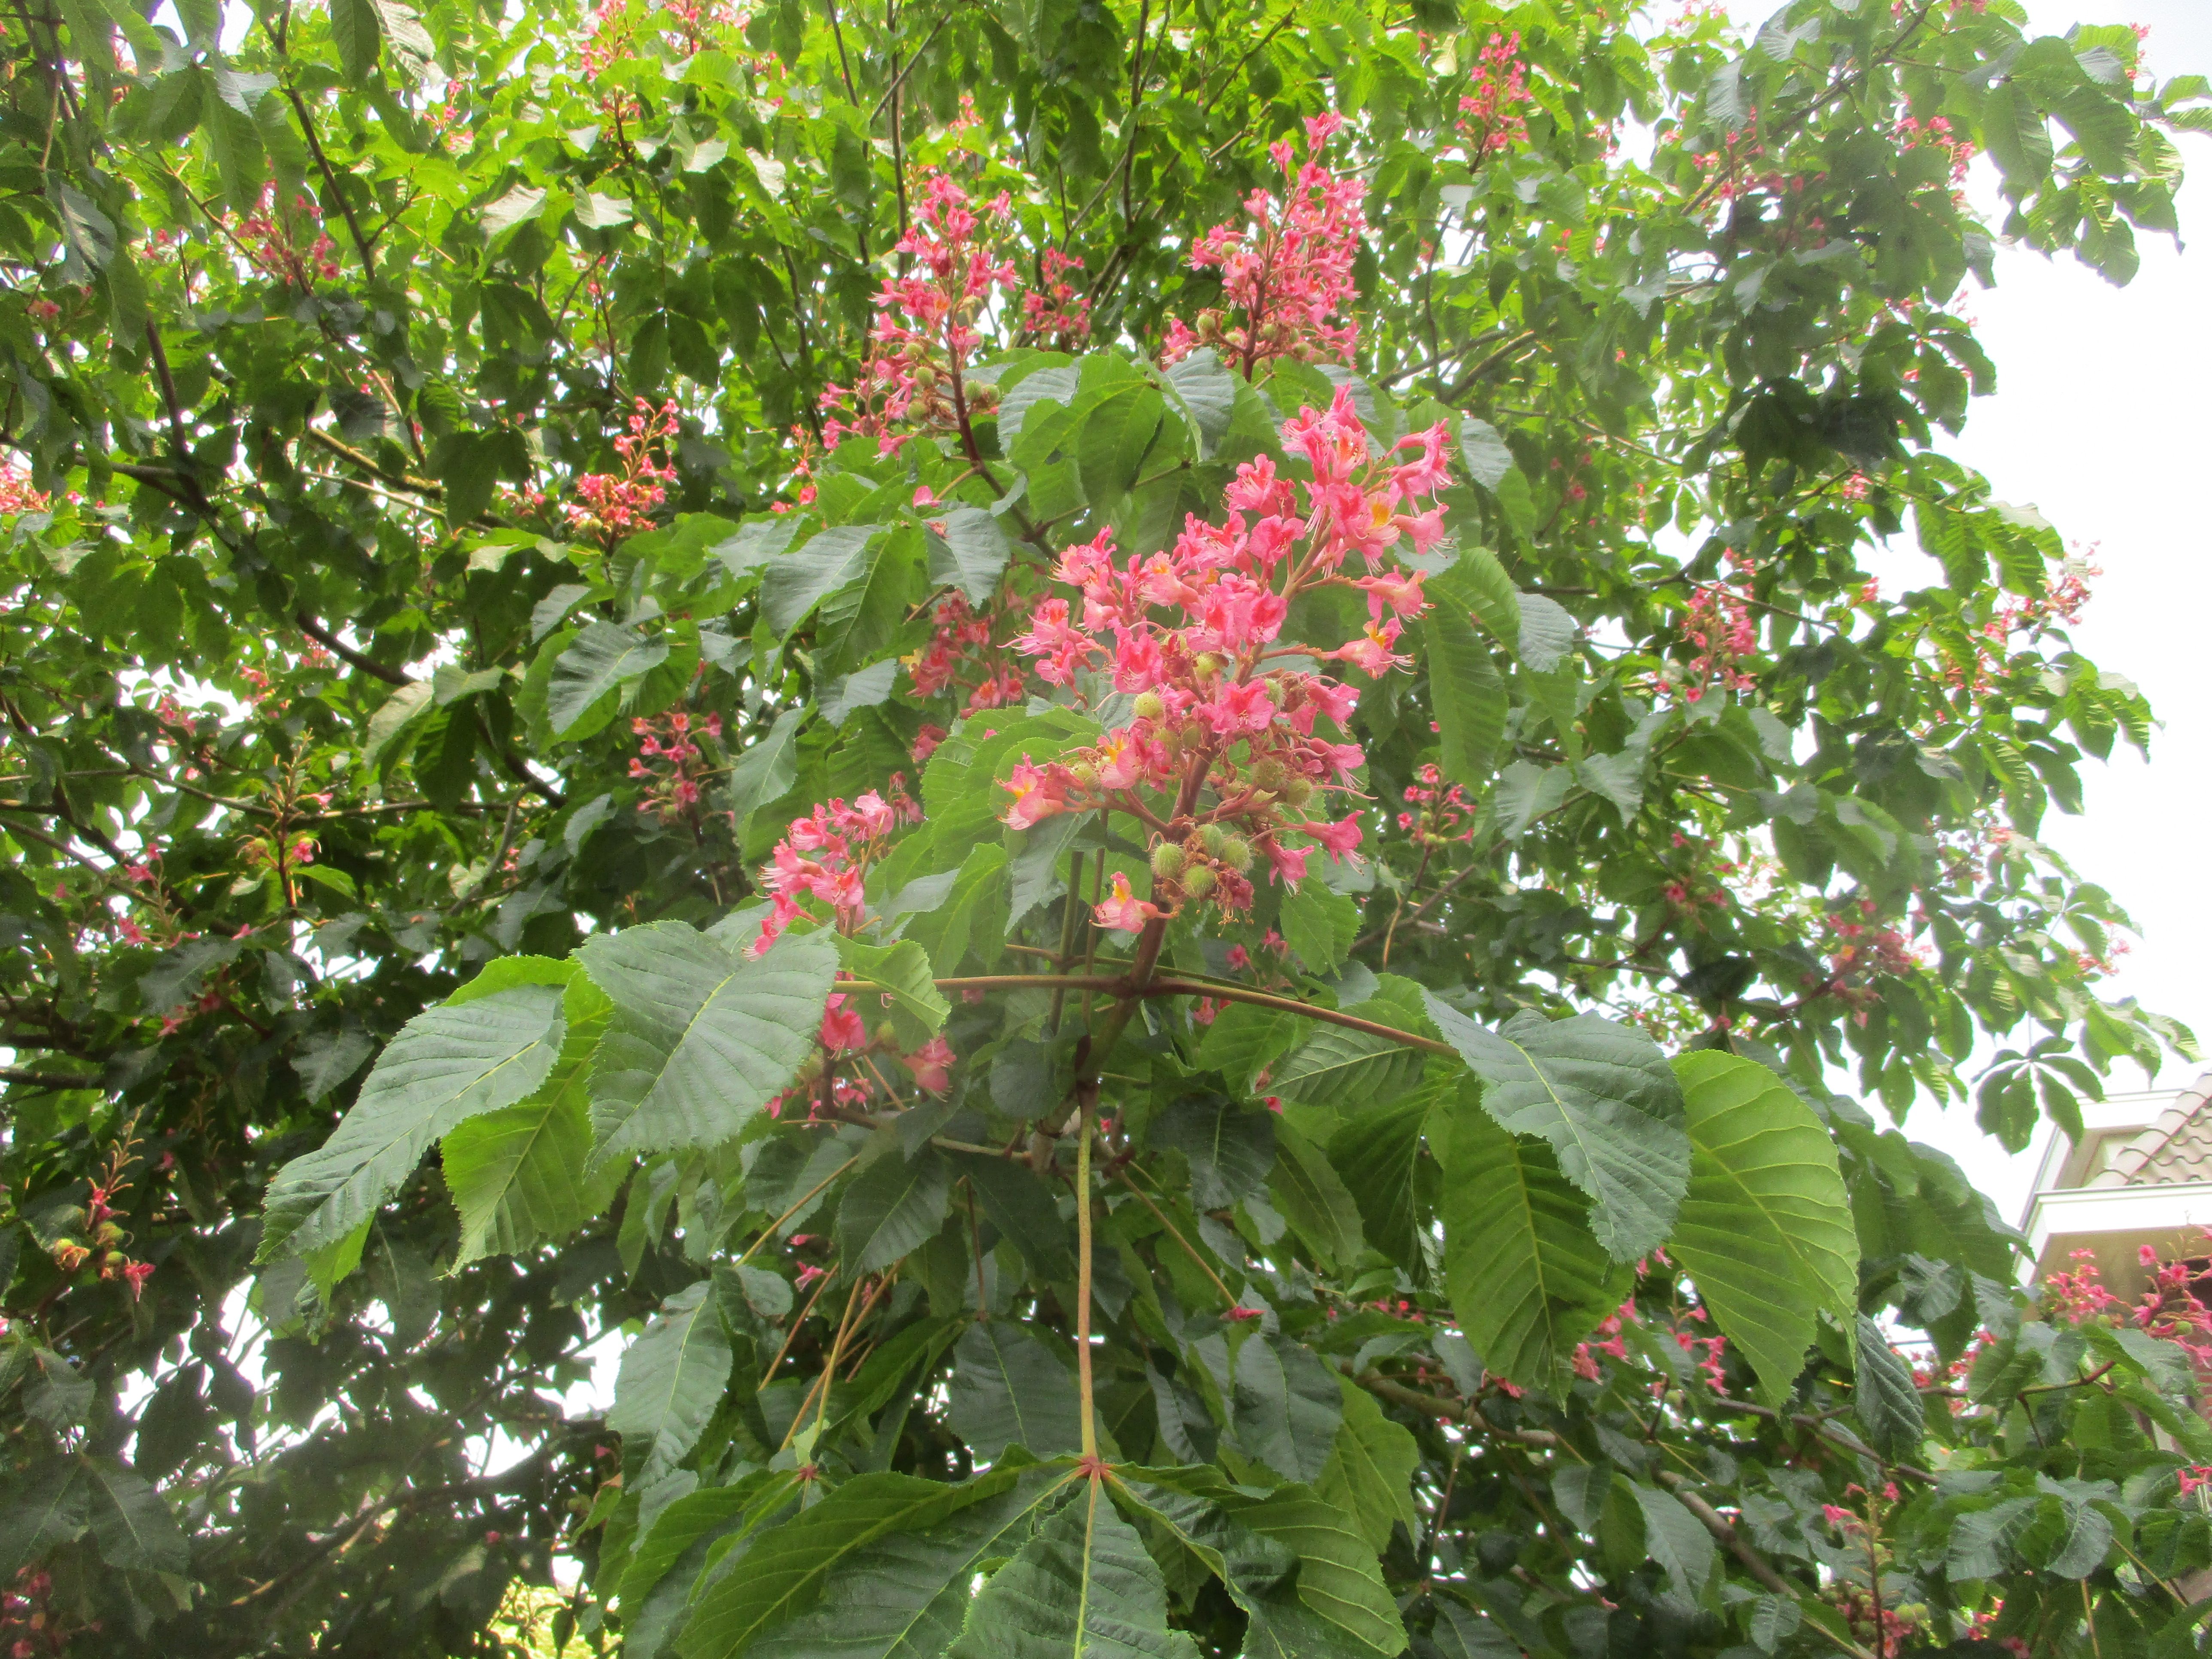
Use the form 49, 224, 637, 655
2085, 1071, 2212, 1189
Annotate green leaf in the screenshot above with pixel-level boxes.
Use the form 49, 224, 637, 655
1076, 385, 1166, 504
946, 1322, 1085, 1461
726, 707, 807, 831
960, 1156, 1074, 1282
581, 924, 836, 1165
1437, 1091, 1619, 1392
836, 1146, 954, 1274
763, 525, 887, 635
1853, 1315, 1925, 1461
1632, 1483, 1716, 1603
1514, 593, 1578, 672
1269, 997, 1428, 1110
1329, 1091, 1433, 1273
835, 936, 950, 1050
1231, 1333, 1342, 1483
679, 1473, 991, 1659
1152, 1097, 1275, 1210
946, 1478, 1201, 1659
1433, 546, 1521, 647
1268, 1118, 1364, 1273
1196, 1003, 1295, 1095
0, 1455, 86, 1575
1422, 603, 1505, 791
329, 0, 383, 82
1316, 1379, 1420, 1552
609, 1280, 734, 1486
1164, 348, 1237, 457
1667, 1051, 1858, 1405
85, 1457, 190, 1574
927, 507, 1013, 606
1278, 885, 1360, 975
766, 1467, 1073, 1659
362, 678, 436, 771
1423, 1000, 1687, 1261
550, 621, 671, 740
1457, 417, 1515, 491
1224, 1486, 1407, 1656
260, 984, 566, 1261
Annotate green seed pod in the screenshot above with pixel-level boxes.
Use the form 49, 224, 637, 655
1193, 653, 1223, 683
1151, 842, 1188, 880
1182, 866, 1218, 900
1252, 757, 1287, 790
1218, 835, 1253, 872
1068, 761, 1099, 787
1198, 824, 1227, 858
875, 1021, 899, 1048
1281, 776, 1314, 807
1131, 690, 1166, 722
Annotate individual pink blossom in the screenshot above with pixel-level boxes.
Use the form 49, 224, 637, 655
1094, 872, 1164, 934
899, 1036, 956, 1094
819, 994, 868, 1052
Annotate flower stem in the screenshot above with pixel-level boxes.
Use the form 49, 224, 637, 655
1075, 1088, 1098, 1460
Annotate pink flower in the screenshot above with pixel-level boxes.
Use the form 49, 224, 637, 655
820, 994, 869, 1052
1094, 872, 1164, 934
899, 1036, 956, 1095
1301, 816, 1363, 858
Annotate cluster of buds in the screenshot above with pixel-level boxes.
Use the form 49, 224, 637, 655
238, 184, 339, 289
629, 710, 721, 821
768, 422, 821, 516
999, 386, 1452, 932
1163, 114, 1366, 373
750, 783, 921, 957
1674, 564, 1760, 703
1894, 113, 1976, 185
50, 1178, 155, 1302
904, 592, 1024, 712
1809, 899, 1922, 1023
0, 464, 49, 516
1020, 248, 1091, 348
821, 172, 1018, 455
1397, 763, 1478, 846
578, 0, 634, 77
567, 398, 680, 542
1456, 30, 1534, 162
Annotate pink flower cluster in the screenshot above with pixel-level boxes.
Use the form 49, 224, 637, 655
1678, 561, 1759, 703
1163, 114, 1367, 374
905, 591, 1024, 711
750, 782, 921, 957
1894, 114, 1976, 186
629, 709, 721, 820
568, 398, 679, 541
2042, 1244, 2212, 1367
239, 185, 339, 289
1021, 247, 1092, 348
1398, 763, 1477, 846
997, 386, 1451, 932
1457, 30, 1533, 162
822, 172, 1018, 455
0, 465, 49, 516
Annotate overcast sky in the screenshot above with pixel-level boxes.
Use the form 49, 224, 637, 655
1842, 0, 2212, 1219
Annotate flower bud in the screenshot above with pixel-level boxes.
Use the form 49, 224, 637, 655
1182, 866, 1217, 900
1150, 842, 1187, 881
1131, 690, 1166, 722
1217, 835, 1252, 873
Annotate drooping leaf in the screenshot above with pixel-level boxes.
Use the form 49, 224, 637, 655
1437, 1089, 1620, 1392
1424, 1000, 1688, 1260
836, 1146, 954, 1274
1422, 602, 1507, 792
927, 507, 1014, 606
260, 983, 566, 1262
1317, 1379, 1420, 1552
762, 525, 887, 635
84, 1457, 191, 1574
609, 1280, 735, 1486
0, 1456, 86, 1576
1224, 1486, 1408, 1656
550, 621, 671, 739
1231, 1333, 1343, 1484
945, 1322, 1085, 1461
835, 936, 951, 1050
1329, 1090, 1436, 1273
1854, 1315, 1926, 1461
580, 924, 836, 1165
1632, 1483, 1717, 1603
1668, 1051, 1858, 1405
1268, 1118, 1364, 1273
1152, 1096, 1275, 1211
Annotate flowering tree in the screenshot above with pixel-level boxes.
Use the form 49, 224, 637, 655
0, 0, 2206, 1652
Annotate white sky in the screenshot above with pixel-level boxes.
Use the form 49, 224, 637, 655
1857, 0, 2212, 1221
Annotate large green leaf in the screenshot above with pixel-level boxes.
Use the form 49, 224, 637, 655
1151, 1097, 1275, 1211
1632, 1483, 1717, 1603
1328, 1089, 1436, 1273
0, 1456, 87, 1576
836, 1146, 954, 1274
1422, 603, 1506, 791
550, 620, 671, 739
679, 1472, 989, 1659
1854, 1314, 1926, 1461
581, 923, 836, 1165
762, 524, 887, 634
765, 1467, 1073, 1658
1423, 1000, 1687, 1260
1437, 1092, 1620, 1392
1268, 1118, 1364, 1273
1316, 1379, 1420, 1552
1230, 1333, 1341, 1484
259, 983, 566, 1261
946, 1477, 1202, 1659
85, 1457, 190, 1574
835, 936, 951, 1050
609, 1280, 734, 1485
1667, 1051, 1858, 1405
926, 507, 1014, 606
442, 974, 614, 1262
946, 1322, 1085, 1461
1225, 1486, 1407, 1656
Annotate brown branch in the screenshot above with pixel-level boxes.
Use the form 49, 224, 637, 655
1143, 978, 1458, 1057
292, 612, 408, 686
283, 85, 378, 281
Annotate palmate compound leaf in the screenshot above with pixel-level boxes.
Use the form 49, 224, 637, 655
1436, 1083, 1623, 1393
608, 1280, 734, 1486
441, 973, 618, 1263
258, 976, 568, 1262
1667, 1051, 1859, 1406
946, 1477, 1203, 1659
1422, 997, 1688, 1260
581, 923, 836, 1167
679, 1470, 1023, 1659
